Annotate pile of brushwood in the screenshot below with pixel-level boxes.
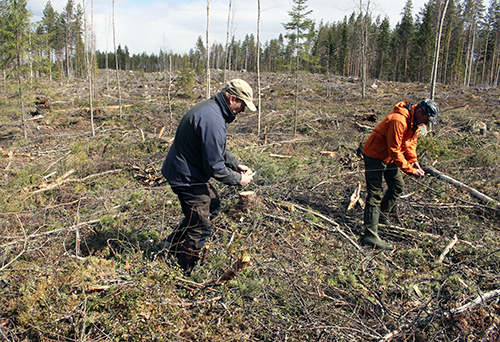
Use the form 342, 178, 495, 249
0, 70, 499, 341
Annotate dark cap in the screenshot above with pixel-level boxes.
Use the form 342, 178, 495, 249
417, 99, 439, 125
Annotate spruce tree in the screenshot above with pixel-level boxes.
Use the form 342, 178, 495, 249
0, 0, 33, 138
282, 0, 315, 135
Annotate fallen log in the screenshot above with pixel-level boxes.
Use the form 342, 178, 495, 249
424, 165, 498, 206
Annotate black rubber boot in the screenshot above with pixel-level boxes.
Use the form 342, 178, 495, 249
176, 246, 201, 276
362, 206, 394, 250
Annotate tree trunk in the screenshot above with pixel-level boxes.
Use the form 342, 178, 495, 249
224, 0, 232, 83
112, 0, 122, 118
257, 0, 262, 136
481, 28, 490, 85
430, 0, 449, 100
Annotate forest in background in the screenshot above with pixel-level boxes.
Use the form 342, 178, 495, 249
0, 0, 498, 86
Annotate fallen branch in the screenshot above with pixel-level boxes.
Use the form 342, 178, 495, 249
162, 296, 222, 308
217, 254, 251, 283
380, 288, 500, 341
270, 153, 292, 159
0, 215, 28, 271
424, 166, 498, 206
347, 182, 363, 211
29, 169, 122, 195
0, 218, 102, 248
436, 234, 458, 264
284, 201, 362, 250
449, 289, 500, 314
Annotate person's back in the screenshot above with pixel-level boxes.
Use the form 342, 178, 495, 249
162, 96, 228, 186
160, 79, 256, 275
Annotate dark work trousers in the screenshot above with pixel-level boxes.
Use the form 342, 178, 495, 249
166, 183, 221, 257
363, 154, 404, 216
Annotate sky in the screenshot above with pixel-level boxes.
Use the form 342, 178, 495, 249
27, 0, 428, 56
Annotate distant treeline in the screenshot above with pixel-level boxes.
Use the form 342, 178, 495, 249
1, 0, 496, 86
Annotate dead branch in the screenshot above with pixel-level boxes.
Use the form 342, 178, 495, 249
424, 165, 498, 206
0, 218, 101, 248
381, 223, 476, 248
284, 201, 362, 250
347, 182, 363, 211
217, 254, 251, 283
436, 234, 458, 264
270, 153, 292, 159
320, 150, 339, 158
450, 289, 500, 314
380, 289, 500, 341
28, 169, 122, 195
0, 215, 28, 271
162, 296, 223, 307
354, 121, 373, 131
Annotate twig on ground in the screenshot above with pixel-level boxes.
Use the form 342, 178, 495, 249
380, 289, 500, 341
436, 234, 459, 263
0, 215, 28, 271
284, 201, 361, 250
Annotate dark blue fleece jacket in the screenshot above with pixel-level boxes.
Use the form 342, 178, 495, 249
161, 92, 242, 186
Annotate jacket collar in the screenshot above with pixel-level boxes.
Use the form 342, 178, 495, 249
215, 92, 236, 124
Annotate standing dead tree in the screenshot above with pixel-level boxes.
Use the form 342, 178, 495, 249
112, 0, 123, 118
257, 0, 262, 135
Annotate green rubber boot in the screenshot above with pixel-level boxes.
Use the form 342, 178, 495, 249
363, 206, 394, 250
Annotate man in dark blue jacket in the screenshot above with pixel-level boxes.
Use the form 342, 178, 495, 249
161, 79, 256, 274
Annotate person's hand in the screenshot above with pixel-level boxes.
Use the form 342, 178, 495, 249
413, 168, 425, 179
240, 173, 253, 186
236, 164, 252, 175
411, 161, 425, 179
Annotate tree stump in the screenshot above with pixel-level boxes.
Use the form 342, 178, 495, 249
239, 190, 258, 210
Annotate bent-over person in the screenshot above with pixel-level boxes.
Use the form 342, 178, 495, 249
362, 99, 439, 250
161, 79, 256, 274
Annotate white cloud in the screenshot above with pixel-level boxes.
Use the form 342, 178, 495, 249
28, 0, 429, 55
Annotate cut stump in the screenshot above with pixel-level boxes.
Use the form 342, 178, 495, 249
239, 190, 258, 210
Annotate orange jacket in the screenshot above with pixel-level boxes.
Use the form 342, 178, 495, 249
362, 101, 421, 176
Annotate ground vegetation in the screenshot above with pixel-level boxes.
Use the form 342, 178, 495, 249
0, 69, 499, 341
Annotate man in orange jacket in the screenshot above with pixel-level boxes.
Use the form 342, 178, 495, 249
361, 99, 439, 249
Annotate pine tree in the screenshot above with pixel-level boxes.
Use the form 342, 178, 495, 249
61, 0, 75, 77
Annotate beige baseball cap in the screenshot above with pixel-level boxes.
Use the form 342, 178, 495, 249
225, 79, 257, 112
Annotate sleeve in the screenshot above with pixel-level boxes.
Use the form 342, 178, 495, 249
223, 146, 241, 170
386, 119, 415, 176
200, 116, 242, 185
403, 132, 419, 165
